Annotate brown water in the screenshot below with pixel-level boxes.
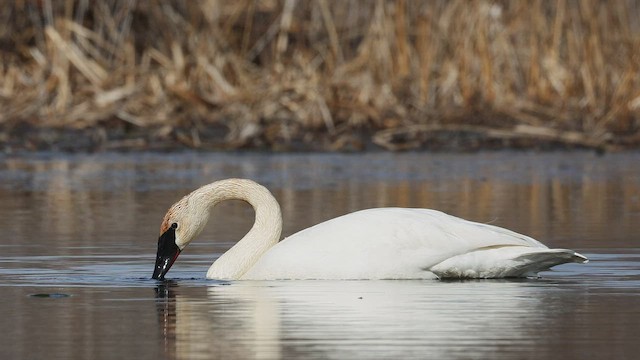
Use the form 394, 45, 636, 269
1, 151, 639, 359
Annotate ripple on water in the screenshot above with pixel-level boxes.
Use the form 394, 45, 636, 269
1, 250, 638, 291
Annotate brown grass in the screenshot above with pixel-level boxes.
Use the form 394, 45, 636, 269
0, 0, 639, 151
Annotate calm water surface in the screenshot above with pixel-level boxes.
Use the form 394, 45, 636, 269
0, 152, 639, 359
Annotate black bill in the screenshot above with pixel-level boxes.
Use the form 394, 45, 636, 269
152, 226, 181, 280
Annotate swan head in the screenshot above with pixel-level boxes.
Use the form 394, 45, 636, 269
152, 195, 209, 280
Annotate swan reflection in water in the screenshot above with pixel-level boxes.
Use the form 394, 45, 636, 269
156, 281, 282, 359
154, 279, 587, 359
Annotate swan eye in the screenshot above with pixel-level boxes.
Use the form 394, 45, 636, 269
171, 222, 178, 229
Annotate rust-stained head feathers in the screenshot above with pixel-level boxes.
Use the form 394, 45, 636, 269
153, 192, 211, 280
158, 193, 210, 250
159, 197, 187, 235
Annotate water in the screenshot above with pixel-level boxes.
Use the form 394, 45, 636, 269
1, 151, 639, 359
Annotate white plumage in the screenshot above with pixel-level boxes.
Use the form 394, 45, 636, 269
243, 208, 586, 279
152, 179, 587, 281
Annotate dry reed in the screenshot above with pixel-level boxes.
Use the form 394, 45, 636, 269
0, 0, 638, 151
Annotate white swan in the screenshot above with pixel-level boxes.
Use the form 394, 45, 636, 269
152, 178, 588, 280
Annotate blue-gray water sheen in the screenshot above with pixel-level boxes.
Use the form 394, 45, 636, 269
0, 151, 639, 360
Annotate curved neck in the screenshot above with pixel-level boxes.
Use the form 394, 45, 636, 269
194, 179, 282, 280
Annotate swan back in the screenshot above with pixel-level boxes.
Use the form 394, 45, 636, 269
242, 208, 550, 280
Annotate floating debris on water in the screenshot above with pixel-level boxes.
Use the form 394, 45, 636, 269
29, 293, 71, 298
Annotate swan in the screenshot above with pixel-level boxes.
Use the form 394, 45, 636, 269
152, 178, 588, 280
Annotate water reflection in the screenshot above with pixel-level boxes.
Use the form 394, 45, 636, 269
155, 281, 178, 359
154, 278, 616, 360
1, 152, 639, 256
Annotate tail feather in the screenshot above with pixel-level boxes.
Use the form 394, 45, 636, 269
512, 249, 588, 276
430, 247, 588, 279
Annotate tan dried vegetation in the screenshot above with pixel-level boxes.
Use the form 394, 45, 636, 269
0, 0, 639, 151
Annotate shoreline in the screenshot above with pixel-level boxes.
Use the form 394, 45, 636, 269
1, 122, 631, 154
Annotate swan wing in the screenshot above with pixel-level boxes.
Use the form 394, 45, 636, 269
242, 208, 564, 280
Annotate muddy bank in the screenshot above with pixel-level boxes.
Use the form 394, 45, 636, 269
3, 121, 628, 154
